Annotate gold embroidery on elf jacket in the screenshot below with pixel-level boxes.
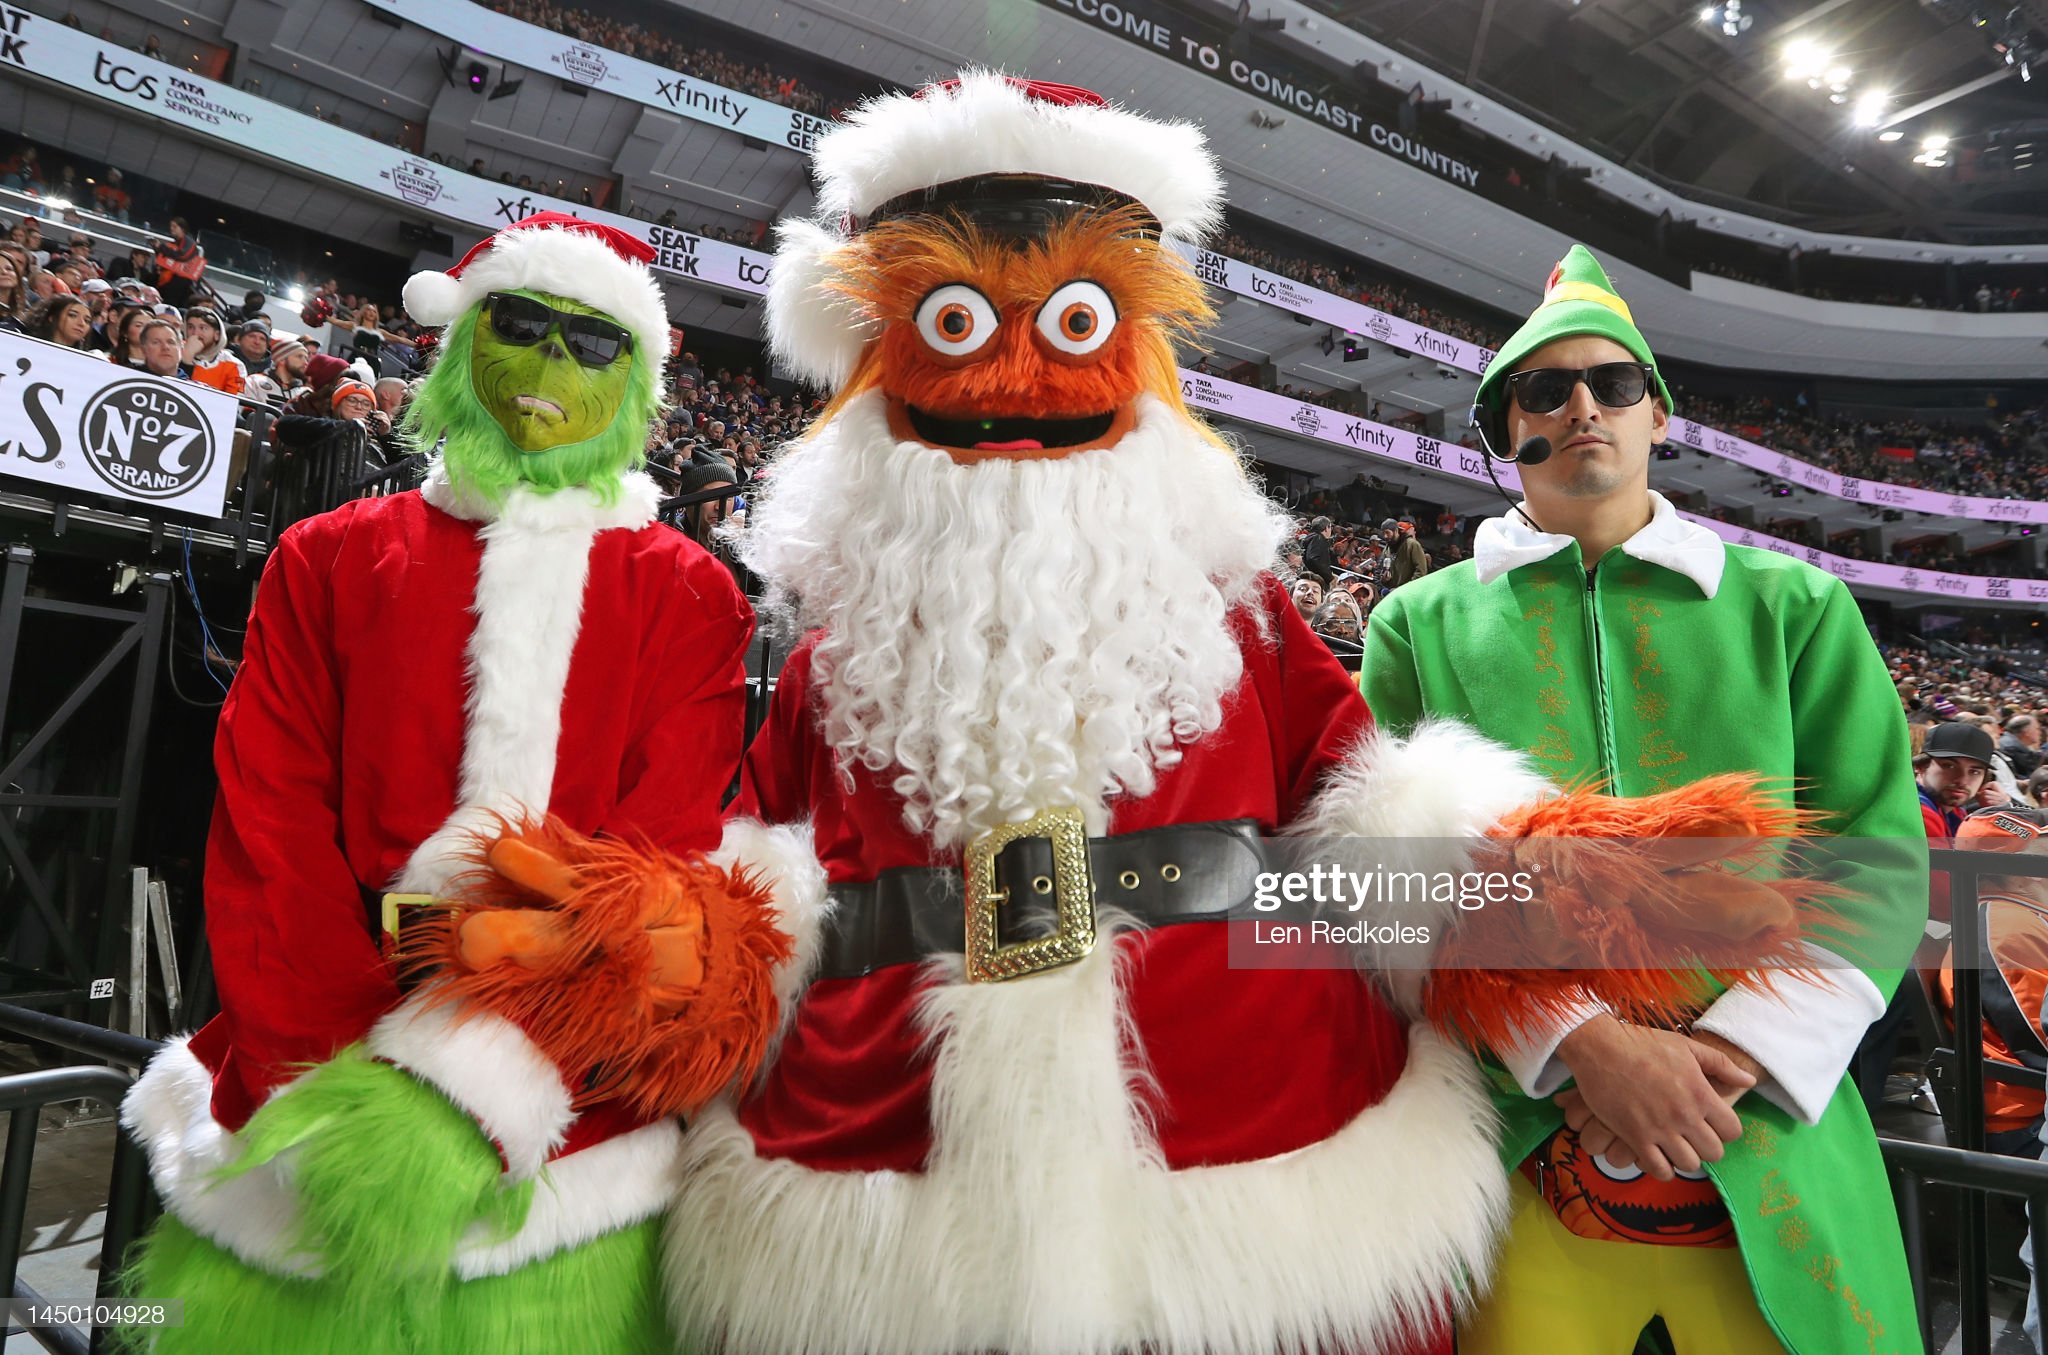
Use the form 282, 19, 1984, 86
1627, 597, 1687, 791
1523, 587, 1575, 770
1747, 1123, 1897, 1355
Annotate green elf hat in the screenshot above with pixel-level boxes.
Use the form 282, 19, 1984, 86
1474, 244, 1674, 436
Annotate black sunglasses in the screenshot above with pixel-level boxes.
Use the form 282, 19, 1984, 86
483, 291, 634, 368
1506, 362, 1654, 415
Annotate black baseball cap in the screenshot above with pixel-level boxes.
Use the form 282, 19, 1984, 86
1924, 721, 1995, 765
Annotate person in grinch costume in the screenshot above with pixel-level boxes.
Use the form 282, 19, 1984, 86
116, 212, 786, 1355
1362, 244, 1928, 1354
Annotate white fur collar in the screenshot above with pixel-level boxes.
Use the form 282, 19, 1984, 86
1472, 490, 1725, 598
421, 462, 661, 533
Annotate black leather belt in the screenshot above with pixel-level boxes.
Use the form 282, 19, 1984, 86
817, 818, 1269, 981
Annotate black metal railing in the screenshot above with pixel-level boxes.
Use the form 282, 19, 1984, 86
1916, 845, 2048, 1353
1882, 1134, 2048, 1355
0, 1005, 161, 1355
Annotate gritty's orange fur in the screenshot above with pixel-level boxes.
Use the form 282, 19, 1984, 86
821, 207, 1214, 424
403, 816, 792, 1119
1425, 775, 1852, 1052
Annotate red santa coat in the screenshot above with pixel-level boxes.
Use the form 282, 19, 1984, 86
124, 470, 752, 1281
670, 576, 1549, 1355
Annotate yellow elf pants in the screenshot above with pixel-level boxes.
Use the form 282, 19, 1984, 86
1460, 1174, 1787, 1354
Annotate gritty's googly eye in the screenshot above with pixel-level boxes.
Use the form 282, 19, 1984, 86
914, 284, 999, 357
1035, 280, 1117, 356
1590, 1154, 1645, 1183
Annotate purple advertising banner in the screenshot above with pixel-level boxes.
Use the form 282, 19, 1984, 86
1177, 369, 2044, 607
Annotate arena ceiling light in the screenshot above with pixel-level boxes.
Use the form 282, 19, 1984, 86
1852, 90, 1891, 126
1782, 38, 1829, 80
1702, 1, 1750, 36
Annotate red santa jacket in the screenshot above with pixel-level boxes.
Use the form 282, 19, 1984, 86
672, 574, 1548, 1355
126, 472, 750, 1281
199, 474, 748, 1126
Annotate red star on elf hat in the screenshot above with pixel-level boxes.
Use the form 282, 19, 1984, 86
767, 70, 1223, 390
401, 211, 671, 387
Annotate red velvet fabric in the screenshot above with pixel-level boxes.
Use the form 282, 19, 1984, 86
730, 575, 1410, 1172
198, 490, 751, 1135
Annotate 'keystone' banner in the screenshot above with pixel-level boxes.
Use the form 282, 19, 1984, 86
0, 332, 238, 517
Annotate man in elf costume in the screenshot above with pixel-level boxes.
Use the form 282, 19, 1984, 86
653, 73, 1836, 1355
1362, 245, 1928, 1353
118, 213, 784, 1354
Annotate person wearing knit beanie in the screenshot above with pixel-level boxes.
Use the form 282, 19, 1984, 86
329, 379, 375, 415
303, 351, 349, 392
1364, 245, 1926, 1355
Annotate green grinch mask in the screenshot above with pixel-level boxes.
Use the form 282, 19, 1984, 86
469, 291, 634, 452
401, 289, 662, 507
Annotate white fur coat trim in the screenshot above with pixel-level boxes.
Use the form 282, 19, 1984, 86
396, 479, 654, 897
451, 1118, 682, 1280
420, 465, 661, 531
122, 1035, 679, 1280
662, 950, 1503, 1355
1290, 718, 1550, 853
711, 817, 833, 1058
764, 217, 873, 391
814, 70, 1221, 243
1289, 719, 1551, 1009
123, 1036, 325, 1277
364, 994, 573, 1181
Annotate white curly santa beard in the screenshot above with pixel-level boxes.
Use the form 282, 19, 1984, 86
736, 389, 1292, 850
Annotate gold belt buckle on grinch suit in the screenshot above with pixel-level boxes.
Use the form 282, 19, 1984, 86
963, 806, 1096, 982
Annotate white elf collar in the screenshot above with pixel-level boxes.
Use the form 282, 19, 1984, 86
421, 461, 661, 533
1472, 490, 1726, 598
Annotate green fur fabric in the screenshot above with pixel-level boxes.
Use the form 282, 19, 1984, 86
217, 1047, 523, 1298
116, 1048, 674, 1354
399, 298, 663, 509
118, 1213, 670, 1355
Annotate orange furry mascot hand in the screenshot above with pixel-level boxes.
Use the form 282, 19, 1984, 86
1423, 773, 1846, 1055
401, 817, 792, 1119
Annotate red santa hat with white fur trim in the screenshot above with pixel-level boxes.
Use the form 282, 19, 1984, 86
402, 211, 671, 388
768, 70, 1223, 390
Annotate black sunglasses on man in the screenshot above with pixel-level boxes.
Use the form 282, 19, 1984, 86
1506, 361, 1656, 416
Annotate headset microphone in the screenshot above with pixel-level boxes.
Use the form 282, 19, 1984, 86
1470, 403, 1548, 534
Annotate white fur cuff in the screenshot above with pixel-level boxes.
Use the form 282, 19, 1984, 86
1293, 719, 1551, 843
713, 818, 833, 1025
365, 994, 574, 1181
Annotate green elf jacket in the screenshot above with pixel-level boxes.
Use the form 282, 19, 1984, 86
1362, 492, 1928, 1355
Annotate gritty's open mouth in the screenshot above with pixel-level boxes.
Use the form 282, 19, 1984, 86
905, 405, 1116, 452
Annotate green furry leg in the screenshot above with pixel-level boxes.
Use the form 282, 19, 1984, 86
429, 1216, 672, 1355
114, 1214, 406, 1355
117, 1214, 672, 1355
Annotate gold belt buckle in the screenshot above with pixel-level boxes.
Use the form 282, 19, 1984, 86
963, 805, 1095, 982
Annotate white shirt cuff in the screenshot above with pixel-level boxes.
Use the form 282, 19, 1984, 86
1491, 998, 1611, 1098
1689, 945, 1886, 1126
